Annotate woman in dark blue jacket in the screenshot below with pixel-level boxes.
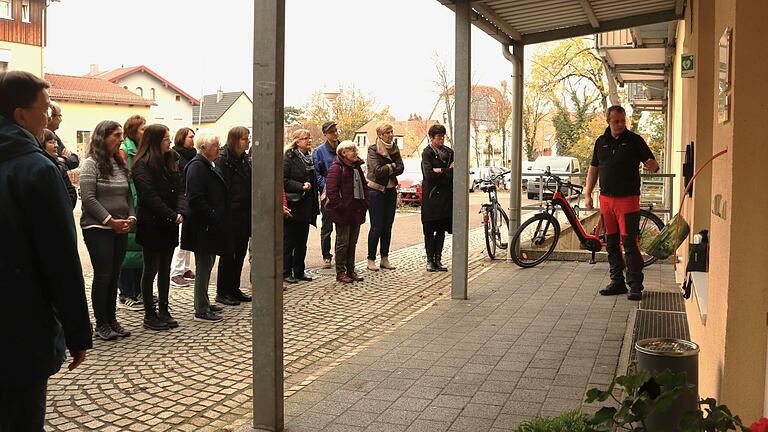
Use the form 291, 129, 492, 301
131, 124, 186, 331
181, 131, 231, 322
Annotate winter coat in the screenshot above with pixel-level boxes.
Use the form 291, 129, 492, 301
119, 137, 143, 269
421, 145, 454, 223
366, 141, 404, 192
0, 116, 92, 382
173, 144, 197, 173
215, 146, 252, 236
181, 154, 232, 255
54, 132, 79, 170
311, 141, 337, 190
325, 156, 368, 226
283, 148, 320, 225
131, 157, 186, 250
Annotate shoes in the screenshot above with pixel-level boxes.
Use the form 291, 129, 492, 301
233, 290, 252, 302
599, 281, 629, 296
194, 311, 222, 322
367, 260, 379, 271
296, 274, 313, 282
627, 289, 643, 301
215, 295, 240, 306
347, 271, 364, 282
435, 260, 448, 272
158, 307, 179, 328
110, 320, 131, 337
209, 304, 224, 313
284, 276, 299, 284
143, 314, 169, 331
118, 296, 143, 311
379, 257, 396, 270
171, 275, 190, 287
182, 270, 196, 280
336, 272, 354, 283
323, 258, 332, 269
426, 261, 438, 272
95, 323, 119, 341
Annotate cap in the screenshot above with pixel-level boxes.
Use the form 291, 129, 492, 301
322, 121, 337, 133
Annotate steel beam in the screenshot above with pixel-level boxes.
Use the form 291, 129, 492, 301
503, 42, 524, 256
577, 0, 600, 28
472, 1, 523, 40
252, 0, 285, 430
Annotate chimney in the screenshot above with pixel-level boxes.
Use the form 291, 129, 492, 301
89, 64, 100, 76
216, 88, 224, 103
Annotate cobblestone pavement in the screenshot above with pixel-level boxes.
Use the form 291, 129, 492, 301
45, 227, 490, 431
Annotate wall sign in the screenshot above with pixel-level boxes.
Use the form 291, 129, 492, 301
718, 28, 732, 123
681, 53, 695, 78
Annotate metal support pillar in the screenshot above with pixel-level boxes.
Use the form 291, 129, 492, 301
252, 0, 285, 430
503, 42, 524, 254
451, 0, 470, 300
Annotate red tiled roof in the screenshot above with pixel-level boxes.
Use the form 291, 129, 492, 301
45, 73, 154, 106
90, 65, 200, 106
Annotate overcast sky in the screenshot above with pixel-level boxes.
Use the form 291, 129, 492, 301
45, 0, 531, 120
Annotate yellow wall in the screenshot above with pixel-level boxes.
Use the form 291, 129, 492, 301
0, 40, 42, 76
675, 0, 768, 421
52, 100, 150, 156
194, 94, 252, 139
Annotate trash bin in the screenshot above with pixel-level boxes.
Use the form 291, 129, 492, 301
635, 338, 699, 431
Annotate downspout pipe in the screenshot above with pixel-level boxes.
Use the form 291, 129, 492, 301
502, 42, 524, 254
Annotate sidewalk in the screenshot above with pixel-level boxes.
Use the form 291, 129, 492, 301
44, 226, 677, 431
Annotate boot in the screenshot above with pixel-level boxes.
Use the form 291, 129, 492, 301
379, 257, 396, 270
424, 233, 437, 272
426, 260, 438, 272
622, 234, 645, 301
599, 280, 628, 296
158, 304, 178, 329
367, 259, 379, 271
143, 308, 169, 331
434, 233, 447, 271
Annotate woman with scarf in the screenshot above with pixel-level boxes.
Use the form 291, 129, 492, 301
421, 124, 454, 272
365, 122, 404, 271
325, 140, 368, 283
282, 129, 320, 284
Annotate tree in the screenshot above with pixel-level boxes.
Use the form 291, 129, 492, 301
298, 85, 390, 142
284, 106, 303, 126
433, 54, 454, 144
639, 112, 666, 169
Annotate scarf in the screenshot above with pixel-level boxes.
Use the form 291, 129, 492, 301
376, 137, 397, 157
342, 157, 365, 200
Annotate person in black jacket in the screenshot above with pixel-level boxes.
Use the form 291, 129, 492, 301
132, 124, 187, 330
170, 127, 197, 287
282, 129, 320, 283
181, 131, 232, 322
42, 128, 77, 208
215, 126, 253, 304
0, 71, 92, 431
421, 124, 454, 272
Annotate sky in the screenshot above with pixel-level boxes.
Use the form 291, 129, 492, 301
45, 0, 531, 120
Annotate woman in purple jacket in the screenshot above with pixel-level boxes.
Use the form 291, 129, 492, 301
325, 140, 369, 283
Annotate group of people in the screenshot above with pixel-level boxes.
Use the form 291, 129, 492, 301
282, 120, 455, 284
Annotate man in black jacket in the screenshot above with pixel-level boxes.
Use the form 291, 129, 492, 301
0, 71, 92, 430
48, 101, 79, 170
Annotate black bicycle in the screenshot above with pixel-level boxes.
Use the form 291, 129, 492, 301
476, 170, 510, 260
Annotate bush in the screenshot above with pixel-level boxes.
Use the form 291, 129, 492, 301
513, 410, 590, 432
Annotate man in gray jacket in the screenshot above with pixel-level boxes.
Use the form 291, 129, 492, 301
0, 71, 92, 431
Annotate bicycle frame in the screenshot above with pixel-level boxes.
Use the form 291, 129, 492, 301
545, 189, 603, 253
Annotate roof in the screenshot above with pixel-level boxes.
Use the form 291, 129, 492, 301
355, 117, 438, 158
192, 91, 251, 124
437, 0, 683, 45
89, 65, 199, 105
45, 73, 154, 106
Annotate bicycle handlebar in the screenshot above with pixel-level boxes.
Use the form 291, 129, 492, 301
541, 167, 582, 193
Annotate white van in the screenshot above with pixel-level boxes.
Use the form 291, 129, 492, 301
526, 156, 581, 199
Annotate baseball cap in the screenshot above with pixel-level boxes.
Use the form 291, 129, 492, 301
322, 121, 337, 133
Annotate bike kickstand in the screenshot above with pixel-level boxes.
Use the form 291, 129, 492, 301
589, 251, 596, 265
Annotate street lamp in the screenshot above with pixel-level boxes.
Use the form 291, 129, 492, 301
323, 90, 341, 120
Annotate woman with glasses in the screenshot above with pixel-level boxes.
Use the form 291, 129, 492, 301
131, 124, 186, 330
282, 129, 320, 284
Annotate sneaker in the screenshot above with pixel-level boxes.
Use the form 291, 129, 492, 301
110, 320, 131, 337
118, 296, 144, 311
182, 270, 196, 280
215, 295, 240, 306
599, 281, 628, 296
323, 258, 332, 269
170, 275, 190, 287
194, 311, 223, 322
283, 276, 299, 284
209, 304, 224, 313
95, 323, 119, 341
143, 315, 169, 331
295, 275, 313, 282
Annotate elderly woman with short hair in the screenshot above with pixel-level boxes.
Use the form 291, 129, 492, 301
181, 131, 231, 322
325, 140, 368, 283
365, 122, 404, 271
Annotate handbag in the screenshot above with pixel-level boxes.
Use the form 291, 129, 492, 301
285, 191, 303, 202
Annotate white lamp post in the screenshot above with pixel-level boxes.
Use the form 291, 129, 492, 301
323, 90, 341, 120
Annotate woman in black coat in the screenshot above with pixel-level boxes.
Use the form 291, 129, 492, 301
282, 129, 320, 284
214, 126, 252, 305
421, 124, 454, 272
181, 131, 232, 322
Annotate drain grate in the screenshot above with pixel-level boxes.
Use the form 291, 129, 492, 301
630, 309, 691, 362
640, 291, 686, 313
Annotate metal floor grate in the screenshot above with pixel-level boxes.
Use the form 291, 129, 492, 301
640, 291, 686, 313
629, 291, 691, 363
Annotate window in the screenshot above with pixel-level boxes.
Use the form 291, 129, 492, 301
0, 0, 11, 19
76, 130, 91, 153
123, 85, 128, 90
135, 87, 143, 97
0, 49, 10, 72
0, 61, 7, 73
21, 0, 29, 22
175, 95, 181, 102
150, 88, 155, 100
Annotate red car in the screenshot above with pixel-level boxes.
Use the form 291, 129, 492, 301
397, 159, 423, 206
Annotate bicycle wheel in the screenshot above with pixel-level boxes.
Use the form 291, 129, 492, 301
494, 206, 509, 250
510, 213, 560, 268
638, 210, 665, 267
484, 208, 497, 260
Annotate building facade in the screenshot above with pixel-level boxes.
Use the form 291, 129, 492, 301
0, 0, 48, 76
192, 90, 253, 140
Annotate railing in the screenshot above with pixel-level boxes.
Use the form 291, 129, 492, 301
519, 172, 676, 221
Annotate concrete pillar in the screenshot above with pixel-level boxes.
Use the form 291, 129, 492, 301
507, 42, 524, 252
451, 0, 471, 300
251, 0, 285, 430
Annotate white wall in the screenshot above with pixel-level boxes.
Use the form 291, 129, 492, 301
113, 71, 194, 135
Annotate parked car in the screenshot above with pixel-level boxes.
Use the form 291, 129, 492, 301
502, 161, 536, 190
397, 158, 423, 206
526, 156, 581, 200
470, 166, 505, 192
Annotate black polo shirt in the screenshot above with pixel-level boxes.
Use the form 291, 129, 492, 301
590, 127, 654, 197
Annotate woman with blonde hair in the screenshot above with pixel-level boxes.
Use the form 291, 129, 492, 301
282, 128, 320, 283
365, 121, 404, 271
